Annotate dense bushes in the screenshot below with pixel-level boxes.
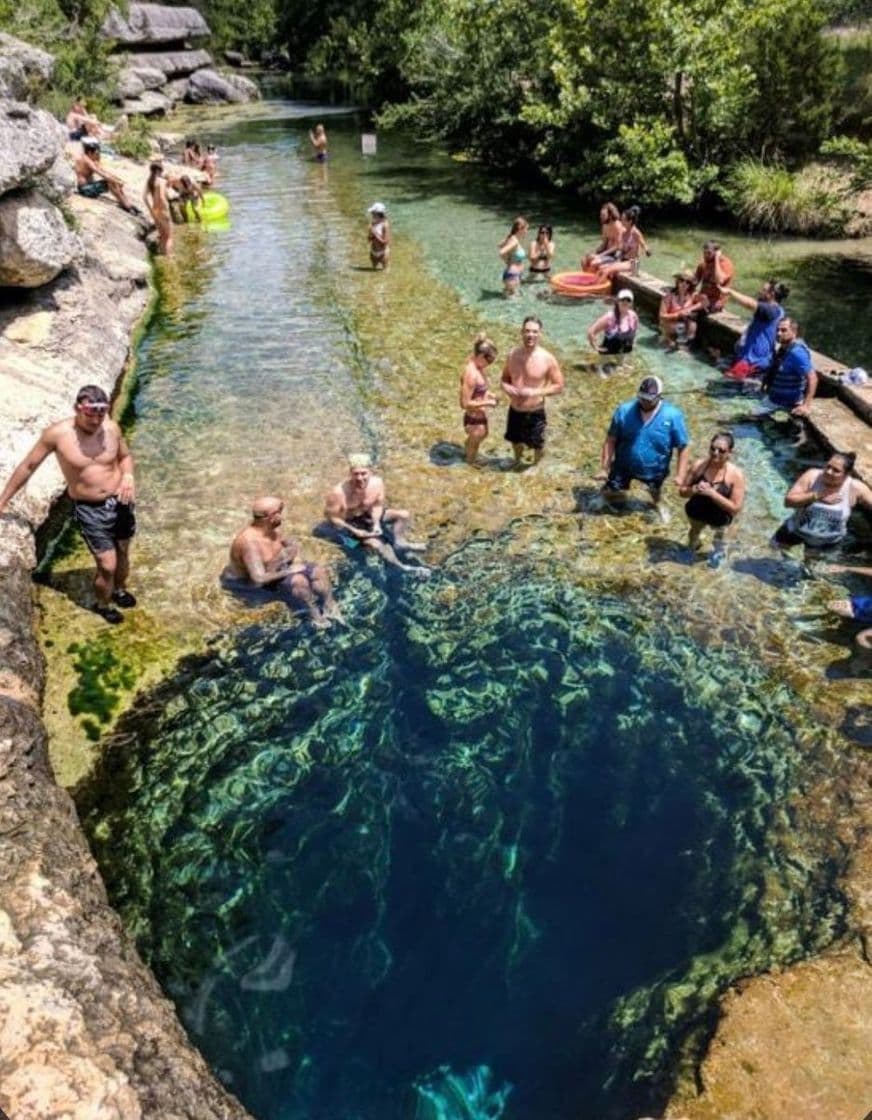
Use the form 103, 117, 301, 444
723, 159, 850, 234
281, 0, 858, 222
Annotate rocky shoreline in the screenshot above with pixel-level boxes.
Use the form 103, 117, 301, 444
0, 83, 252, 1120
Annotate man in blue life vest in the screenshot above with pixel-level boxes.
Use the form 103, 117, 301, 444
750, 317, 818, 419
595, 376, 690, 523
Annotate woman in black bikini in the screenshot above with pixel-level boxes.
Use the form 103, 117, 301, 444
459, 333, 498, 465
679, 431, 745, 567
528, 224, 555, 280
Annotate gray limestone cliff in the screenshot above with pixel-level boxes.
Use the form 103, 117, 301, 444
0, 115, 253, 1120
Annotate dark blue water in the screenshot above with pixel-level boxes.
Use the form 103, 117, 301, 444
80, 545, 846, 1120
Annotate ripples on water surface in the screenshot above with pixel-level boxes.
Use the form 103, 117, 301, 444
63, 106, 870, 1118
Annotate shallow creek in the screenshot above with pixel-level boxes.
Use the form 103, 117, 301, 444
37, 103, 871, 1119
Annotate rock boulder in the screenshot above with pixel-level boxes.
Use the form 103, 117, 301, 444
129, 64, 167, 90
121, 89, 172, 116
186, 68, 258, 104
162, 77, 191, 103
124, 48, 212, 78
102, 2, 210, 46
0, 100, 68, 197
115, 67, 146, 100
0, 190, 83, 288
223, 72, 260, 101
0, 33, 54, 99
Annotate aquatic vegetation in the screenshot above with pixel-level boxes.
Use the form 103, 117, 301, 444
79, 539, 849, 1120
66, 637, 137, 741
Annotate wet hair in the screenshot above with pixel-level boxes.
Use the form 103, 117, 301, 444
522, 315, 543, 330
622, 205, 640, 225
473, 332, 497, 360
148, 161, 163, 175
768, 280, 790, 303
76, 385, 108, 405
180, 175, 193, 188
779, 316, 800, 334
536, 224, 553, 240
601, 202, 620, 223
830, 451, 856, 473
710, 430, 735, 451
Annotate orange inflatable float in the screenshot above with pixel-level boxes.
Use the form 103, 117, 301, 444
549, 271, 611, 298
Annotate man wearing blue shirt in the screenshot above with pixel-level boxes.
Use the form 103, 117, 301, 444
752, 317, 817, 418
596, 376, 690, 522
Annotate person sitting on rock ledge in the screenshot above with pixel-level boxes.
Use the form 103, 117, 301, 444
0, 385, 138, 625
221, 496, 341, 628
74, 138, 139, 214
66, 98, 104, 140
324, 455, 431, 577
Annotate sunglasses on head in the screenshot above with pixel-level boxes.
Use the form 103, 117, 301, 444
78, 401, 109, 414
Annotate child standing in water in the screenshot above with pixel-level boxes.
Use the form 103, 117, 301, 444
368, 203, 391, 269
459, 333, 499, 465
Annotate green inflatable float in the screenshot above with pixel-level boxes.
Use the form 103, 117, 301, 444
185, 190, 230, 224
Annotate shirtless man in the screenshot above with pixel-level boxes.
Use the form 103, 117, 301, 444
75, 138, 137, 213
501, 315, 565, 467
324, 455, 430, 577
0, 385, 137, 624
143, 162, 173, 255
222, 496, 340, 627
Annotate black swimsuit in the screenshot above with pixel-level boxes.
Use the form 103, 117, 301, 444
685, 467, 733, 527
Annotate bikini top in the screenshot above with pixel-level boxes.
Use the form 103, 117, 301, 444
692, 464, 732, 498
512, 245, 527, 263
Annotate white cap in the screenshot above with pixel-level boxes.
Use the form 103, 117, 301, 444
616, 289, 634, 303
367, 202, 386, 215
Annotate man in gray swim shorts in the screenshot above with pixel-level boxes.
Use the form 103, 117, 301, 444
0, 385, 138, 624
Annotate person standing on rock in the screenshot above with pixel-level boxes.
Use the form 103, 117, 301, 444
144, 162, 173, 256
74, 138, 138, 213
0, 385, 137, 624
501, 315, 565, 468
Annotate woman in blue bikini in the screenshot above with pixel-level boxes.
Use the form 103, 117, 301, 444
499, 217, 528, 297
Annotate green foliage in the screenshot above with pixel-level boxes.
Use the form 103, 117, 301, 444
375, 0, 845, 209
724, 158, 850, 234
591, 121, 696, 208
197, 0, 276, 57
0, 0, 119, 107
820, 134, 872, 189
113, 115, 153, 160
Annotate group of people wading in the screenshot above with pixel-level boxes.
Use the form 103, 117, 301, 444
0, 159, 870, 649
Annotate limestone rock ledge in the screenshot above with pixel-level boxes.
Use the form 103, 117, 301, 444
0, 162, 252, 1119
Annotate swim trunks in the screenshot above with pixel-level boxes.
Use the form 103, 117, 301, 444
72, 495, 136, 554
505, 407, 546, 450
315, 152, 328, 162
605, 469, 666, 495
77, 180, 109, 198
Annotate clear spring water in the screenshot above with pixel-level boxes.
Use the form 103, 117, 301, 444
70, 104, 868, 1119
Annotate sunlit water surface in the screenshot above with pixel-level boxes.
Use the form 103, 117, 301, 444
50, 104, 871, 1118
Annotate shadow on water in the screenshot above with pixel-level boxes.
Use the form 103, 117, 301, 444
77, 536, 848, 1120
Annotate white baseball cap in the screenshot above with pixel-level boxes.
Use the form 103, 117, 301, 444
616, 289, 634, 303
367, 202, 386, 215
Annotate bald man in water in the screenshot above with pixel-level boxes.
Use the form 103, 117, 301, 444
222, 496, 340, 627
